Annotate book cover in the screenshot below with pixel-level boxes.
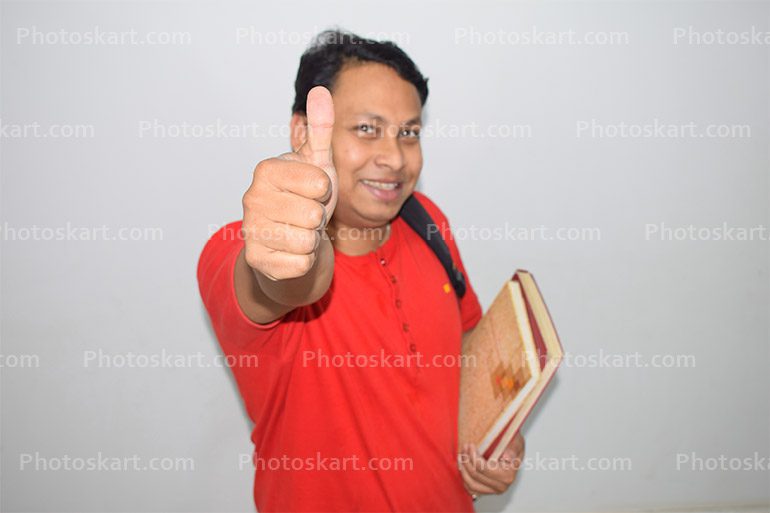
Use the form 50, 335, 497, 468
458, 270, 564, 460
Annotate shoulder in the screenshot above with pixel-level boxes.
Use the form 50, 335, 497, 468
197, 221, 243, 295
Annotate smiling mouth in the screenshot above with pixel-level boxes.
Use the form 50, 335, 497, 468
361, 179, 402, 190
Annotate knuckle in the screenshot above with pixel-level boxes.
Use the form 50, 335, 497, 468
242, 187, 266, 211
300, 166, 325, 194
242, 190, 256, 210
286, 231, 308, 254
313, 171, 331, 197
253, 158, 274, 179
292, 254, 315, 276
240, 224, 253, 241
306, 203, 325, 227
296, 230, 318, 254
251, 159, 281, 189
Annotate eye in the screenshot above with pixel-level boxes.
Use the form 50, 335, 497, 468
356, 123, 377, 136
400, 127, 421, 139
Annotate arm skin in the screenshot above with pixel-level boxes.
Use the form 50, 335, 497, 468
233, 235, 335, 325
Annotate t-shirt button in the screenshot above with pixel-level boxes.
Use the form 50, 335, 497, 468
380, 258, 386, 266
402, 323, 410, 332
390, 276, 397, 284
409, 343, 417, 352
395, 299, 402, 308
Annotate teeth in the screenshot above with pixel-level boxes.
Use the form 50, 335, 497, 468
363, 179, 399, 191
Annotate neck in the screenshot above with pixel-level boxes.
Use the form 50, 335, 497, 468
326, 218, 391, 256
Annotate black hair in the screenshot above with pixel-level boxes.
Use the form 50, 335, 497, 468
292, 28, 429, 115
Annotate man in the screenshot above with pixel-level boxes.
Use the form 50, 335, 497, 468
198, 29, 524, 511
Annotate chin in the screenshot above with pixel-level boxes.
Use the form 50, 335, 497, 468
362, 195, 412, 224
336, 200, 399, 229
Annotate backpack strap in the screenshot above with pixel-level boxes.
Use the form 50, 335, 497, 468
398, 194, 467, 298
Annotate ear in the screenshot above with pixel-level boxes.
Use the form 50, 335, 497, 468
290, 112, 308, 152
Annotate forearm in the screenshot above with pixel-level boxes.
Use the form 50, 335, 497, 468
462, 326, 476, 346
257, 237, 334, 307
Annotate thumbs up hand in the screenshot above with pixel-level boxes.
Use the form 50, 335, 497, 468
278, 86, 338, 222
242, 86, 338, 281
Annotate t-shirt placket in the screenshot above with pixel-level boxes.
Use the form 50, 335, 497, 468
373, 248, 421, 380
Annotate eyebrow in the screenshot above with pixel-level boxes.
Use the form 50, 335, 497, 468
358, 112, 422, 125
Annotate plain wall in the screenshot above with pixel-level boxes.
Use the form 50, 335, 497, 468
1, 1, 768, 512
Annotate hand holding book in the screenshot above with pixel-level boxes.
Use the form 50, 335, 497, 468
458, 432, 526, 498
457, 270, 563, 497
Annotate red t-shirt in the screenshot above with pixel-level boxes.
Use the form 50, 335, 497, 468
197, 191, 482, 512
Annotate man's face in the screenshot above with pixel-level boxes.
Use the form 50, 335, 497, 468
328, 62, 423, 229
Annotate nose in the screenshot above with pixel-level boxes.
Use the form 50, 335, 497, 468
373, 128, 405, 172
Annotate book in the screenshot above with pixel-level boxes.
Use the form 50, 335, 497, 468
458, 269, 564, 461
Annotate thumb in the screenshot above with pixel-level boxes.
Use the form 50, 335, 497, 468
300, 85, 334, 166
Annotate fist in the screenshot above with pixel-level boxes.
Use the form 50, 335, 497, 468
241, 86, 338, 281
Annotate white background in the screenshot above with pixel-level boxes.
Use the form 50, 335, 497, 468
1, 1, 768, 512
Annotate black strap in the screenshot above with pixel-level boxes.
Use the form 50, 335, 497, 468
399, 194, 467, 298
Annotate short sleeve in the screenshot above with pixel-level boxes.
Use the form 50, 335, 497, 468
411, 192, 483, 332
197, 221, 286, 351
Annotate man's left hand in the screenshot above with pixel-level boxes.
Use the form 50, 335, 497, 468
458, 432, 525, 498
